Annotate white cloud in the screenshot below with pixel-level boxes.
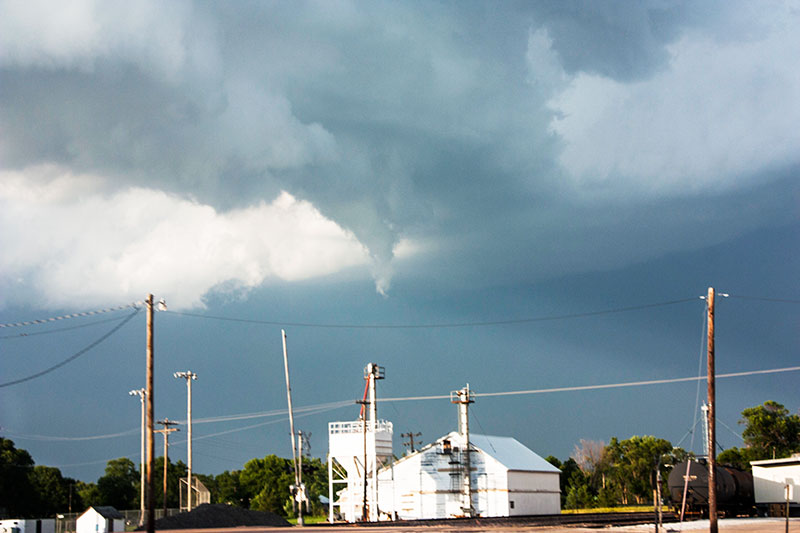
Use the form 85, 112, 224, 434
547, 7, 800, 198
0, 166, 373, 309
0, 0, 194, 78
525, 27, 568, 94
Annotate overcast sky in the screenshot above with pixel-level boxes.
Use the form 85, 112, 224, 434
1, 0, 798, 484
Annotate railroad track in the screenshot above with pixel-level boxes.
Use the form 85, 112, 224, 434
336, 511, 677, 528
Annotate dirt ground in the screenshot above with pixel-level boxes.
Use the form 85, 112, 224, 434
152, 517, 798, 533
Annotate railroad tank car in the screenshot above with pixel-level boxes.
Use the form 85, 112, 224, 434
667, 459, 755, 517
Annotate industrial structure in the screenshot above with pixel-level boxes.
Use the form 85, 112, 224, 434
327, 363, 393, 522
327, 372, 560, 522
377, 431, 560, 519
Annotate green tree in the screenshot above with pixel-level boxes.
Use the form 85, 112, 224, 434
240, 455, 294, 516
236, 455, 329, 517
97, 457, 138, 509
76, 480, 101, 508
29, 466, 69, 515
717, 447, 749, 470
150, 457, 187, 509
212, 470, 247, 506
0, 438, 36, 516
299, 457, 329, 516
741, 400, 800, 459
717, 400, 800, 469
602, 436, 678, 505
546, 455, 582, 508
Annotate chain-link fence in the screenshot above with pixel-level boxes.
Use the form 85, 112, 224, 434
55, 509, 182, 533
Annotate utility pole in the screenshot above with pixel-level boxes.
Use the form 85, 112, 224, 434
297, 431, 308, 516
145, 294, 155, 533
356, 398, 369, 522
129, 388, 147, 526
401, 432, 422, 454
451, 384, 475, 518
173, 371, 197, 511
706, 287, 717, 533
156, 419, 179, 516
365, 363, 384, 521
281, 330, 305, 526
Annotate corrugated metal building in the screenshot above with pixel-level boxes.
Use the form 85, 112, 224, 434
751, 454, 800, 516
376, 431, 560, 519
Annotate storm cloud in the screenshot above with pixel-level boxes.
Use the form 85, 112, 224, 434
1, 0, 798, 308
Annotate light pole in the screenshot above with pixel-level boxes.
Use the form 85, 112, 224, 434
129, 388, 147, 526
174, 370, 197, 511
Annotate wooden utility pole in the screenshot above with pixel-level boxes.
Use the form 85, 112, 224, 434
356, 399, 369, 522
281, 330, 304, 526
401, 432, 422, 453
706, 287, 717, 533
156, 419, 179, 515
146, 294, 155, 533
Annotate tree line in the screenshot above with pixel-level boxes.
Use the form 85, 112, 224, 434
2, 400, 798, 518
544, 400, 800, 509
0, 443, 328, 520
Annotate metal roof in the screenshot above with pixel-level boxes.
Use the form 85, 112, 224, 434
386, 431, 560, 474
88, 506, 124, 519
751, 453, 800, 467
468, 433, 560, 473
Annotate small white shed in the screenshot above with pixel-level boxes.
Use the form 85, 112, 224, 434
76, 507, 125, 533
376, 432, 560, 520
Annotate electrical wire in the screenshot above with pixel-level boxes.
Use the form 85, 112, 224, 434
0, 309, 140, 388
4, 428, 140, 442
716, 417, 744, 442
727, 295, 800, 304
164, 297, 700, 329
0, 303, 141, 328
0, 314, 133, 340
8, 365, 797, 443
184, 401, 353, 425
688, 304, 708, 455
376, 365, 800, 403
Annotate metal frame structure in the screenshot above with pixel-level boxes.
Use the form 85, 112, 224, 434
327, 364, 393, 523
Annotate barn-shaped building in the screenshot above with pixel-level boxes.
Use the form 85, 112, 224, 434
376, 431, 561, 519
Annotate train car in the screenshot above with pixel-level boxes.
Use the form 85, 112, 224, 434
667, 459, 755, 517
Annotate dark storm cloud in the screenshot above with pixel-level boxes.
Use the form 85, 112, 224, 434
1, 0, 798, 300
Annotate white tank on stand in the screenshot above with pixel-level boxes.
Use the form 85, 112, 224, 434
328, 363, 393, 523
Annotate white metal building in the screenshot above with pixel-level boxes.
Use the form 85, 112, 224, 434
75, 507, 124, 533
0, 519, 55, 533
751, 453, 800, 515
377, 431, 561, 519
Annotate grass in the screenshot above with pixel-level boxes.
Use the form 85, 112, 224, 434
287, 515, 329, 525
562, 505, 669, 514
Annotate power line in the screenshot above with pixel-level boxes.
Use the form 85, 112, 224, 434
0, 314, 135, 340
9, 365, 797, 442
4, 428, 140, 442
0, 310, 140, 388
0, 302, 141, 328
165, 297, 700, 329
6, 401, 351, 442
727, 295, 800, 304
376, 365, 800, 403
